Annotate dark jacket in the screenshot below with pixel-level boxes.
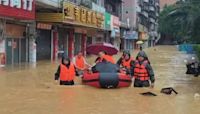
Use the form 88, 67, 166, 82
131, 52, 155, 83
92, 60, 120, 73
136, 51, 150, 64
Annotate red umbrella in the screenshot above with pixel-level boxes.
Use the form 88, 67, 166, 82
86, 43, 119, 55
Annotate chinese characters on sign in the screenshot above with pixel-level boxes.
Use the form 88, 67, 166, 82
0, 0, 34, 11
63, 2, 104, 28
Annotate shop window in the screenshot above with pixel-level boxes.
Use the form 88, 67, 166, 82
23, 0, 33, 11
10, 0, 21, 8
1, 0, 9, 5
96, 37, 102, 43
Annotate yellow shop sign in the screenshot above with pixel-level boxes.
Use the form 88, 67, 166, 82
63, 2, 104, 28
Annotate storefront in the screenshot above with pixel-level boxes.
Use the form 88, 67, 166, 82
110, 15, 120, 49
124, 31, 138, 50
36, 1, 104, 58
0, 0, 35, 66
36, 23, 52, 60
57, 28, 69, 59
138, 24, 149, 48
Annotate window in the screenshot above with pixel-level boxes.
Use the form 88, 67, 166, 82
23, 0, 33, 11
1, 0, 9, 5
10, 0, 21, 8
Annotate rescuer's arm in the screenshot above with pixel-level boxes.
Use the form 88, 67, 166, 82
55, 65, 60, 80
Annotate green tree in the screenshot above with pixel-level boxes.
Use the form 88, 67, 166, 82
159, 0, 200, 43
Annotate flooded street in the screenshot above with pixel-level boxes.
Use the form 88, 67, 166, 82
0, 46, 200, 114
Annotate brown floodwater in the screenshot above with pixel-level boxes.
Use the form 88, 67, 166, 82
0, 46, 200, 114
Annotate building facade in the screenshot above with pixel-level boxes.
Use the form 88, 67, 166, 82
0, 0, 36, 66
121, 0, 138, 50
137, 0, 160, 48
36, 0, 105, 61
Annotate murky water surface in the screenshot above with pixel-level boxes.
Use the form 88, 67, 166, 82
0, 46, 200, 114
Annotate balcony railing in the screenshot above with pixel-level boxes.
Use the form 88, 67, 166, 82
143, 0, 149, 3
150, 18, 156, 23
136, 5, 141, 12
156, 12, 159, 17
155, 2, 159, 6
149, 5, 155, 11
141, 11, 148, 18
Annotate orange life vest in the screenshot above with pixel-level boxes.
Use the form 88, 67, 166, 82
60, 63, 75, 81
134, 60, 149, 81
122, 58, 133, 69
75, 56, 85, 69
102, 55, 115, 64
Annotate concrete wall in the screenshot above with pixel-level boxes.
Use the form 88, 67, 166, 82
122, 0, 137, 30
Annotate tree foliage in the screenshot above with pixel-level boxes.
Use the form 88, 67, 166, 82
159, 0, 200, 43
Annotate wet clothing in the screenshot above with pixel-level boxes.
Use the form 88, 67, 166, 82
92, 61, 120, 73
73, 55, 89, 76
100, 55, 115, 64
116, 51, 131, 66
134, 79, 150, 87
131, 51, 155, 87
60, 63, 75, 81
55, 57, 76, 85
133, 60, 149, 81
60, 80, 74, 85
73, 56, 85, 69
122, 58, 134, 69
73, 55, 89, 69
131, 60, 155, 83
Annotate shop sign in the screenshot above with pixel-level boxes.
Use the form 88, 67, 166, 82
104, 12, 111, 30
0, 0, 35, 19
124, 31, 138, 39
0, 0, 34, 11
111, 15, 120, 29
37, 23, 52, 30
63, 2, 104, 28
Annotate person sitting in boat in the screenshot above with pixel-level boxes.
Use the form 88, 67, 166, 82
117, 50, 134, 74
92, 59, 120, 73
116, 50, 130, 65
130, 51, 155, 88
55, 56, 76, 85
73, 51, 91, 76
95, 51, 115, 64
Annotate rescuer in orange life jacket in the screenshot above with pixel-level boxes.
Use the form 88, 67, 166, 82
55, 56, 76, 85
117, 50, 134, 74
130, 51, 155, 88
73, 51, 91, 76
95, 51, 115, 64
